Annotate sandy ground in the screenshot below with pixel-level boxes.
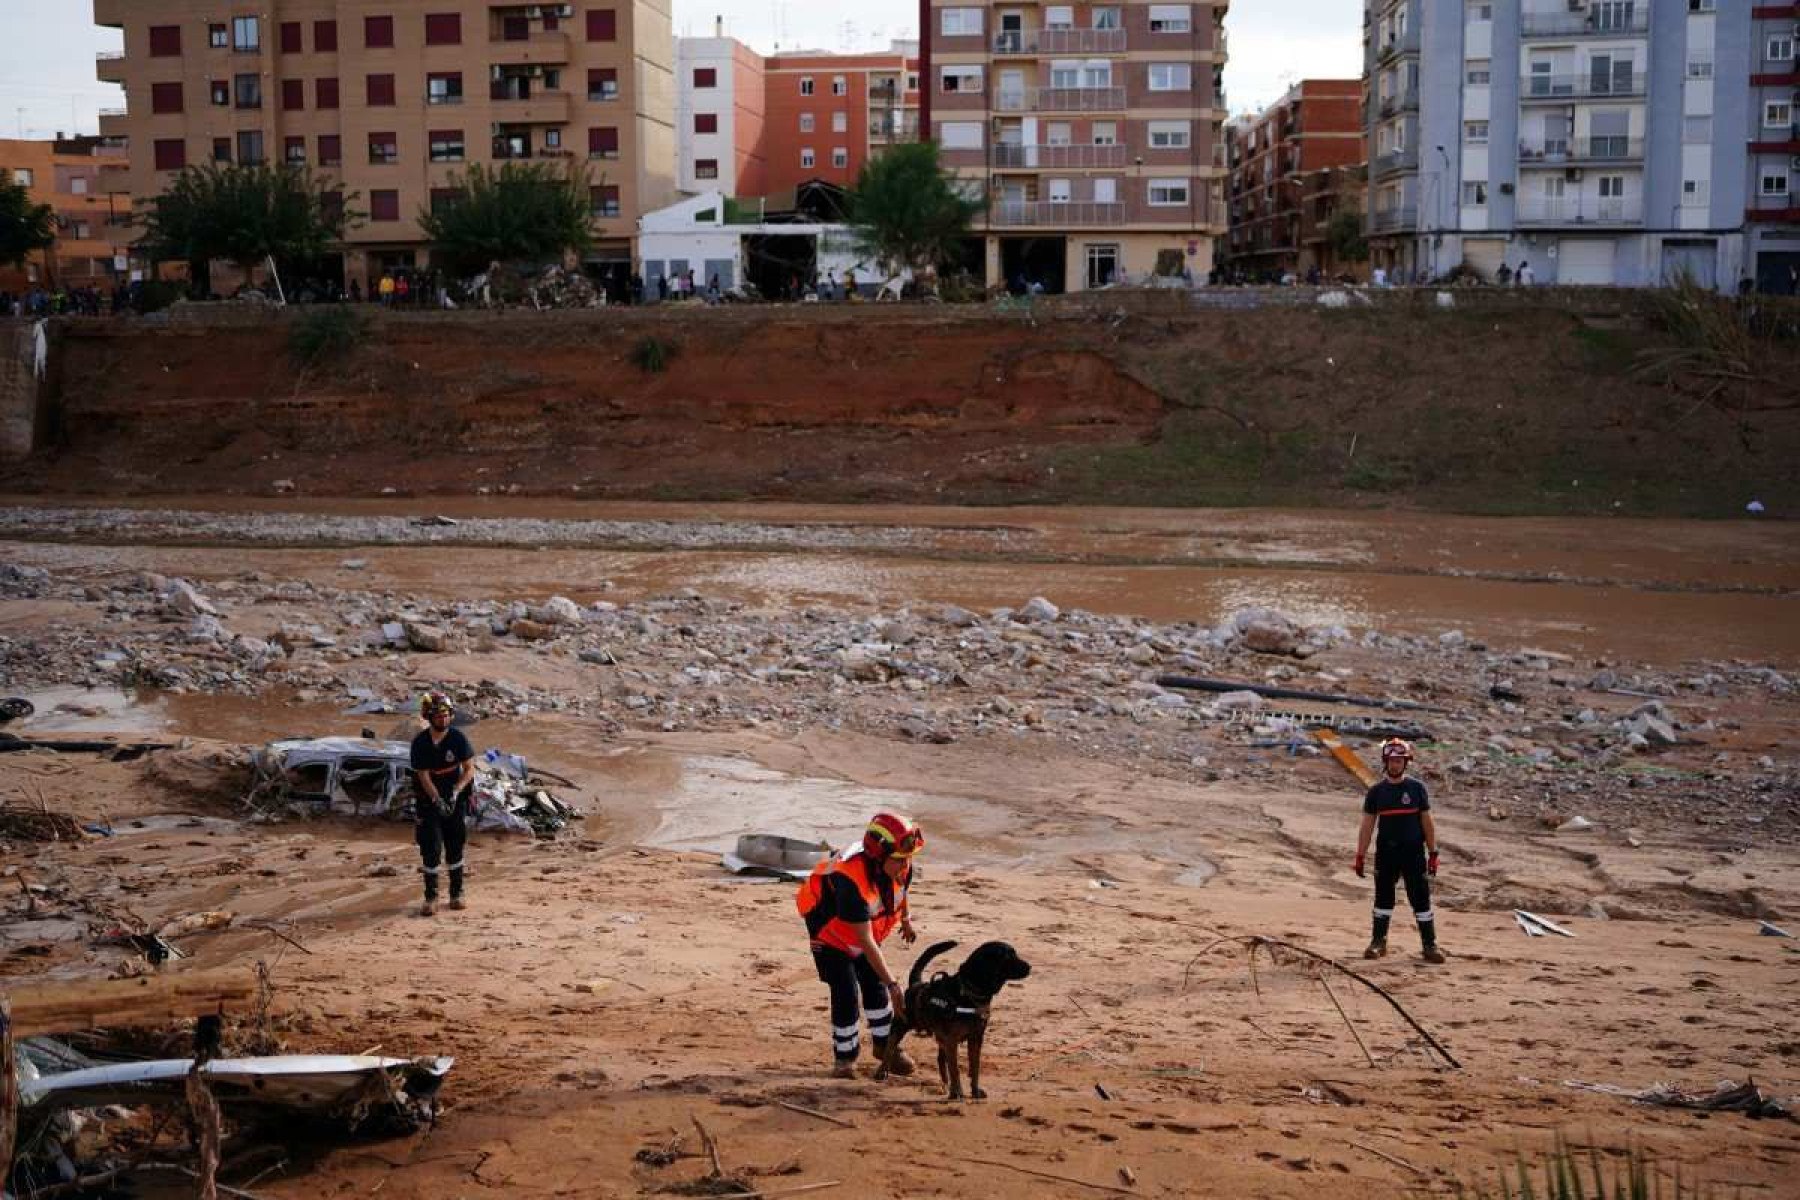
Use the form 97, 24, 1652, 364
2, 505, 1798, 1198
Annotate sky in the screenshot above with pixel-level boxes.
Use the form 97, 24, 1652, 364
0, 0, 1362, 140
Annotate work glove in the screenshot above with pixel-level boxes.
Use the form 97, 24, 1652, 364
1353, 853, 1366, 878
1428, 851, 1440, 877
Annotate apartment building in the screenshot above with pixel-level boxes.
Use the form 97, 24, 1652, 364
92, 0, 676, 289
1224, 79, 1363, 277
0, 136, 133, 293
926, 1, 1229, 292
1747, 1, 1800, 291
675, 34, 768, 196
1363, 0, 1782, 288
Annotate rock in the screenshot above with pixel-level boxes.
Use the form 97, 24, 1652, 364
1124, 643, 1158, 666
1629, 714, 1678, 747
838, 645, 893, 682
380, 621, 407, 644
1585, 900, 1611, 921
1438, 630, 1467, 648
341, 558, 369, 571
1487, 805, 1508, 821
1231, 609, 1304, 657
272, 478, 296, 493
578, 647, 616, 665
1211, 690, 1264, 711
1018, 596, 1061, 623
509, 618, 559, 642
1556, 815, 1594, 833
898, 717, 955, 744
163, 579, 217, 617
936, 604, 981, 627
404, 622, 447, 653
533, 595, 585, 626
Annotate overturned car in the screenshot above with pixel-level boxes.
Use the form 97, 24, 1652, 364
248, 737, 580, 836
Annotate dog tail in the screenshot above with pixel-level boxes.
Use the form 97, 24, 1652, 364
908, 940, 958, 989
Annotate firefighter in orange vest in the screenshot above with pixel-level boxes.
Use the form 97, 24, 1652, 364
796, 812, 922, 1078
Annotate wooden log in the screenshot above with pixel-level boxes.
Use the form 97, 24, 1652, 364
3, 971, 259, 1037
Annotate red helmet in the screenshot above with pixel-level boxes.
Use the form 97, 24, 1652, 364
863, 812, 924, 860
1380, 738, 1414, 762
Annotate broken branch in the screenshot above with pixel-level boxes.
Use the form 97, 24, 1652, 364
1346, 1139, 1426, 1177
774, 1100, 854, 1129
964, 1155, 1138, 1195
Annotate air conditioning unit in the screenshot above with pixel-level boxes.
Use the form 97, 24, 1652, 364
559, 4, 575, 16
1565, 168, 1583, 181
1567, 0, 1584, 11
491, 65, 505, 81
526, 6, 543, 18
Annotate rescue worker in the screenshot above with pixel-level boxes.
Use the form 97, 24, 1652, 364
1354, 738, 1446, 963
410, 691, 475, 916
796, 812, 923, 1078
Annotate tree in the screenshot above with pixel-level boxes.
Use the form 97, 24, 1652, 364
136, 163, 357, 294
0, 178, 56, 271
1327, 209, 1370, 265
847, 141, 983, 277
417, 161, 594, 276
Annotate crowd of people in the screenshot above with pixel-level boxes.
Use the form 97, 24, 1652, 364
0, 283, 140, 318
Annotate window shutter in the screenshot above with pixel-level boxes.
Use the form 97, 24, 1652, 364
317, 77, 341, 108
148, 25, 181, 56
153, 139, 186, 170
151, 82, 184, 114
587, 9, 617, 41
365, 15, 394, 48
425, 13, 462, 45
367, 73, 396, 105
282, 79, 305, 109
314, 20, 338, 52
280, 22, 303, 53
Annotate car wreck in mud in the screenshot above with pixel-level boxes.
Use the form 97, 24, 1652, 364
248, 736, 580, 836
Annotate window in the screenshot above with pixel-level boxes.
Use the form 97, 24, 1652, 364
151, 81, 184, 114
832, 147, 848, 168
150, 25, 182, 56
1045, 121, 1072, 146
832, 76, 847, 95
1465, 60, 1490, 85
281, 78, 304, 109
587, 9, 617, 41
1771, 37, 1796, 62
425, 13, 462, 46
1466, 1, 1492, 19
428, 129, 464, 162
940, 66, 983, 93
939, 121, 982, 149
1683, 116, 1710, 142
1092, 121, 1117, 145
801, 77, 815, 96
1767, 101, 1794, 128
1681, 179, 1708, 207
318, 134, 341, 165
1051, 60, 1080, 89
1148, 178, 1190, 205
208, 24, 228, 49
545, 128, 562, 149
210, 81, 229, 106
69, 177, 89, 196
1598, 175, 1625, 198
1464, 120, 1488, 143
236, 130, 265, 165
694, 67, 717, 88
832, 112, 848, 133
1686, 57, 1713, 79
212, 137, 231, 163
1092, 6, 1121, 29
1148, 120, 1190, 148
801, 147, 815, 168
1149, 63, 1192, 91
364, 16, 394, 48
1461, 181, 1488, 205
152, 139, 185, 170
232, 16, 259, 52
590, 185, 621, 217
588, 126, 619, 158
1688, 0, 1715, 9
234, 74, 262, 109
799, 113, 815, 132
429, 188, 462, 217
1047, 177, 1073, 203
368, 131, 398, 163
1093, 178, 1117, 204
370, 189, 400, 222
280, 22, 302, 53
588, 68, 618, 100
1764, 174, 1791, 197
940, 8, 983, 36
695, 112, 718, 133
367, 73, 396, 106
427, 72, 463, 104
1149, 5, 1192, 33
695, 158, 719, 179
314, 20, 338, 52
317, 77, 340, 108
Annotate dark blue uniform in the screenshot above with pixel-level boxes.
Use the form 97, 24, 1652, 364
410, 727, 474, 903
1362, 778, 1435, 947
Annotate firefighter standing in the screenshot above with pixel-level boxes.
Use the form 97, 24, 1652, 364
796, 812, 923, 1078
410, 691, 475, 917
1354, 739, 1446, 963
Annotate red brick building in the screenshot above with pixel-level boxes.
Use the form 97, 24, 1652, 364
1225, 79, 1363, 278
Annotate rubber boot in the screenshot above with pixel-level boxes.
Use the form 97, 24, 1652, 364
831, 1060, 857, 1079
448, 867, 466, 911
420, 873, 437, 917
874, 1040, 916, 1077
1420, 925, 1446, 964
1362, 939, 1387, 959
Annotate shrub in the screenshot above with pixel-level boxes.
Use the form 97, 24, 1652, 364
288, 305, 369, 367
629, 335, 678, 374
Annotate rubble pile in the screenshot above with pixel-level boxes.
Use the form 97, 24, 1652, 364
527, 264, 603, 309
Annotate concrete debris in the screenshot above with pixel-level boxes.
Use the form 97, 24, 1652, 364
1562, 1078, 1788, 1120
403, 621, 448, 653
528, 264, 603, 309
532, 595, 586, 626
509, 617, 559, 641
161, 579, 217, 618
1555, 815, 1594, 832
721, 833, 831, 881
1759, 921, 1794, 938
1018, 596, 1061, 623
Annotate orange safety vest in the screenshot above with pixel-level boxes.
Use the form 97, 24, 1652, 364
796, 851, 909, 956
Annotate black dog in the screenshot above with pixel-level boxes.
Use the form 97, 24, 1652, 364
876, 939, 1031, 1100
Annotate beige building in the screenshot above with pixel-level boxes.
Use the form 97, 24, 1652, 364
0, 136, 133, 294
93, 0, 676, 290
925, 1, 1230, 291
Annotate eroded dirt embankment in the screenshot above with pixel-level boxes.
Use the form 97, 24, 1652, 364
9, 304, 1799, 514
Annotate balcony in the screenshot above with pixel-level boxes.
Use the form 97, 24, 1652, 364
996, 86, 1127, 113
488, 30, 570, 65
870, 114, 921, 142
1750, 124, 1800, 154
1747, 193, 1800, 222
1521, 9, 1649, 39
488, 90, 571, 124
1516, 197, 1644, 225
1518, 137, 1644, 164
993, 143, 1130, 169
1372, 147, 1418, 177
992, 28, 1127, 55
1521, 74, 1646, 102
97, 108, 128, 136
1370, 206, 1417, 231
93, 0, 124, 28
1375, 25, 1419, 64
869, 81, 902, 104
96, 50, 125, 83
990, 200, 1126, 227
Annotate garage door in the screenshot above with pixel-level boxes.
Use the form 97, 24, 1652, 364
1660, 240, 1717, 290
1463, 238, 1507, 283
1556, 239, 1615, 285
